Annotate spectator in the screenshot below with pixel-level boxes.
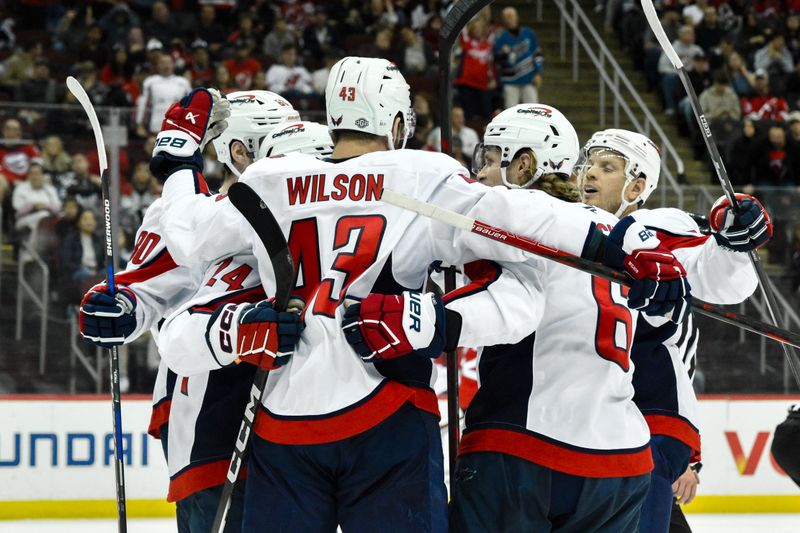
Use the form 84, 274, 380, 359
302, 6, 341, 61
40, 135, 72, 182
277, 0, 317, 31
98, 3, 140, 47
749, 125, 800, 186
263, 18, 298, 60
224, 40, 263, 91
187, 40, 215, 88
728, 118, 758, 186
412, 93, 432, 123
0, 41, 42, 91
62, 154, 102, 211
195, 5, 227, 58
213, 64, 236, 94
148, 1, 186, 45
12, 163, 61, 238
741, 70, 789, 121
54, 196, 80, 239
228, 12, 262, 47
678, 51, 713, 125
136, 53, 192, 137
455, 19, 497, 120
121, 162, 160, 236
786, 14, 800, 63
311, 53, 339, 95
683, 0, 708, 26
60, 208, 104, 286
695, 6, 724, 53
15, 59, 60, 104
407, 112, 433, 150
100, 44, 134, 88
265, 44, 314, 96
726, 51, 756, 96
789, 111, 800, 143
699, 70, 742, 120
642, 8, 681, 91
494, 6, 543, 107
77, 24, 107, 67
364, 27, 394, 58
426, 106, 480, 160
736, 10, 768, 61
65, 62, 120, 108
0, 118, 42, 187
127, 27, 147, 70
363, 0, 400, 33
394, 26, 434, 76
755, 33, 795, 94
658, 25, 704, 115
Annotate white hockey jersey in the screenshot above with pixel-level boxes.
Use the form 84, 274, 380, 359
629, 208, 757, 459
157, 149, 607, 445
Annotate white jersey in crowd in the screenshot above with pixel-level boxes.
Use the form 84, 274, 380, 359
158, 149, 602, 446
136, 74, 192, 133
628, 207, 757, 458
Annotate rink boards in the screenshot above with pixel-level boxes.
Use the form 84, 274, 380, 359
0, 394, 798, 519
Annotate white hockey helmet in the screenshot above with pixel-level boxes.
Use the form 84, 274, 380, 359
213, 90, 300, 176
473, 104, 579, 189
578, 128, 661, 216
257, 121, 334, 159
325, 57, 412, 149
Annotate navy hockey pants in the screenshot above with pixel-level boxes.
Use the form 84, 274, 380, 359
638, 436, 692, 533
242, 403, 448, 533
176, 483, 245, 533
450, 451, 650, 532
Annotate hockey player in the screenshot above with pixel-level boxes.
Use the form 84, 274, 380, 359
345, 104, 690, 532
155, 57, 690, 532
576, 128, 769, 532
79, 89, 307, 532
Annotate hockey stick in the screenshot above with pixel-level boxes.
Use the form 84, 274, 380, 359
439, 0, 493, 487
381, 187, 800, 350
640, 0, 800, 388
211, 182, 299, 533
66, 76, 127, 533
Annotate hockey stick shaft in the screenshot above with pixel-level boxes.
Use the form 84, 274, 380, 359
381, 187, 800, 349
66, 76, 127, 533
212, 182, 299, 533
439, 0, 494, 487
641, 0, 800, 387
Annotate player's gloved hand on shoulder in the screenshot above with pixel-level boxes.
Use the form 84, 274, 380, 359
206, 300, 304, 370
150, 88, 230, 178
603, 216, 691, 324
342, 291, 448, 361
79, 284, 138, 348
709, 193, 773, 252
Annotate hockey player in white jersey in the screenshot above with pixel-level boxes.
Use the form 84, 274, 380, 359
79, 88, 308, 532
344, 104, 690, 532
576, 128, 769, 533
155, 57, 691, 532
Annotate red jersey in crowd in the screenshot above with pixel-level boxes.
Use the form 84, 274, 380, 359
741, 95, 789, 121
0, 143, 42, 184
455, 29, 494, 91
224, 58, 263, 90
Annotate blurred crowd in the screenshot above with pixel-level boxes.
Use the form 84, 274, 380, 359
602, 0, 800, 280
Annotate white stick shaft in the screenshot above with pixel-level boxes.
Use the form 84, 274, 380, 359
641, 0, 683, 69
381, 188, 474, 231
66, 76, 108, 174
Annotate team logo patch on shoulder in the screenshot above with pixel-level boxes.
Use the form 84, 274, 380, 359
355, 118, 369, 128
516, 106, 553, 117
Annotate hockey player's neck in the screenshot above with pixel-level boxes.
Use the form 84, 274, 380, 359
331, 139, 390, 159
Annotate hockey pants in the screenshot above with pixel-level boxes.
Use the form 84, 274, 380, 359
450, 451, 650, 532
637, 436, 692, 533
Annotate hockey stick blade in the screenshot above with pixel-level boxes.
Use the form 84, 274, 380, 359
641, 0, 800, 387
381, 187, 800, 350
66, 75, 127, 533
211, 181, 298, 533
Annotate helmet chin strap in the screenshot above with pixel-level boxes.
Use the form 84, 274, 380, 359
614, 177, 640, 217
501, 164, 543, 189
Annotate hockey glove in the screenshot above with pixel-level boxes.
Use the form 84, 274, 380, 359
709, 193, 773, 252
342, 291, 447, 361
80, 284, 138, 348
604, 216, 691, 324
205, 300, 304, 370
150, 87, 230, 178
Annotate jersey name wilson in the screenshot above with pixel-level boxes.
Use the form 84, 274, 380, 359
286, 173, 384, 205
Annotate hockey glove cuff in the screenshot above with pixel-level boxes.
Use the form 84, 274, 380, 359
342, 291, 448, 362
80, 284, 138, 348
709, 193, 773, 252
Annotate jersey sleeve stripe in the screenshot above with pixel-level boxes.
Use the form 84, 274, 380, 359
147, 398, 172, 440
115, 249, 179, 285
442, 260, 502, 304
189, 285, 268, 314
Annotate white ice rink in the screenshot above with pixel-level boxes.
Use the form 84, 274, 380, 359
1, 514, 799, 532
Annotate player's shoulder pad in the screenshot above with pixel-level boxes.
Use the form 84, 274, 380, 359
632, 207, 702, 237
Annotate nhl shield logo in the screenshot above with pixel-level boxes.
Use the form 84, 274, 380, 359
355, 118, 369, 128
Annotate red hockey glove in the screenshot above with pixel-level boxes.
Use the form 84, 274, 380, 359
153, 87, 230, 159
80, 283, 138, 348
603, 216, 692, 324
709, 193, 773, 252
342, 291, 447, 361
205, 300, 304, 370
